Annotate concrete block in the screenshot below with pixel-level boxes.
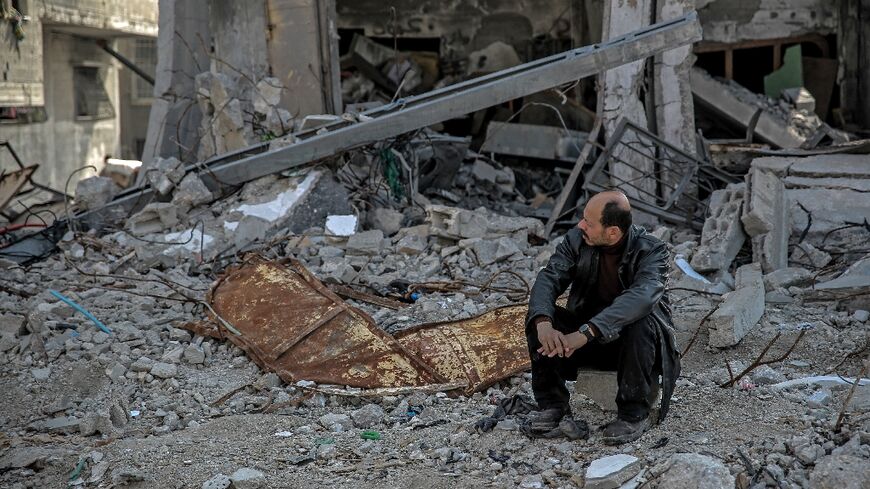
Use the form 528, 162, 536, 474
575, 369, 618, 412
75, 177, 119, 211
253, 77, 283, 115
172, 174, 213, 211
743, 166, 789, 272
708, 263, 765, 348
691, 183, 746, 272
367, 208, 404, 237
790, 242, 832, 268
126, 203, 179, 235
345, 230, 384, 256
101, 158, 141, 188
763, 267, 813, 291
585, 454, 641, 489
142, 156, 185, 196
782, 87, 815, 113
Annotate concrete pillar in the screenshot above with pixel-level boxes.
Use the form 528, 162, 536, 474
653, 0, 696, 155
601, 0, 656, 224
209, 0, 270, 84
142, 0, 211, 165
266, 0, 342, 117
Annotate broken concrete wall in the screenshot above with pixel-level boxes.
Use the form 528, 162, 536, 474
209, 0, 270, 87
697, 0, 838, 43
267, 0, 342, 116
691, 183, 746, 273
336, 0, 575, 43
750, 154, 870, 248
742, 166, 789, 273
142, 0, 212, 165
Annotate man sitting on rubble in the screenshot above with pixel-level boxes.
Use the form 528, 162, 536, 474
525, 189, 679, 445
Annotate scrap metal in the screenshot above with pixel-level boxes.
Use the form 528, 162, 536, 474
581, 118, 741, 230
201, 259, 531, 394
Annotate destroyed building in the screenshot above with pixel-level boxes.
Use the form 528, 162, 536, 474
0, 1, 869, 488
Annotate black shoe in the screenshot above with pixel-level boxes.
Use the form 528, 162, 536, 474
601, 417, 649, 445
526, 407, 567, 431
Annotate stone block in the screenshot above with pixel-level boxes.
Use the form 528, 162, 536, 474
172, 174, 213, 211
471, 237, 522, 265
691, 183, 746, 272
584, 454, 640, 489
654, 453, 734, 489
229, 467, 265, 489
763, 267, 813, 291
708, 263, 765, 348
790, 242, 832, 268
75, 177, 119, 211
743, 166, 789, 272
575, 369, 618, 412
141, 156, 185, 196
345, 230, 384, 256
396, 234, 426, 255
127, 203, 179, 235
367, 208, 404, 236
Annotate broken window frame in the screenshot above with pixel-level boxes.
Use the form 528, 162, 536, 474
73, 64, 115, 121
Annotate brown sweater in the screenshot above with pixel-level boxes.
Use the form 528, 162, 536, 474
596, 234, 627, 307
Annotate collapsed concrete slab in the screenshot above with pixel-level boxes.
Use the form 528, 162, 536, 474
750, 155, 870, 248
691, 183, 746, 273
708, 263, 765, 348
690, 68, 814, 149
743, 166, 790, 273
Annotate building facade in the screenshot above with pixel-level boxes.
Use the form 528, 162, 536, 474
0, 0, 157, 190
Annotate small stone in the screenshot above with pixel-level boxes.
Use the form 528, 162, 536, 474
229, 467, 265, 489
31, 367, 51, 380
183, 345, 206, 364
150, 362, 178, 379
807, 389, 832, 408
350, 403, 384, 428
519, 474, 544, 488
852, 310, 869, 323
318, 413, 353, 432
79, 414, 113, 437
810, 454, 870, 488
795, 444, 826, 465
201, 473, 231, 489
131, 356, 155, 372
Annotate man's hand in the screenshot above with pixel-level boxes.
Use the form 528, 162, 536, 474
562, 331, 589, 357
536, 321, 569, 357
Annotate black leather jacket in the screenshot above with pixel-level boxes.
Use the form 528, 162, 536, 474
526, 224, 680, 420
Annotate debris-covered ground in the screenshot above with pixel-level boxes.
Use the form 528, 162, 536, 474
1, 144, 869, 489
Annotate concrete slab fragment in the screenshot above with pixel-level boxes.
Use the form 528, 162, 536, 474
585, 454, 641, 489
708, 263, 765, 348
691, 183, 746, 272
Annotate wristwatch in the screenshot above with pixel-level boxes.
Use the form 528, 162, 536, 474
578, 323, 596, 342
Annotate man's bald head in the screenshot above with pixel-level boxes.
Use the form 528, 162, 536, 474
578, 190, 632, 246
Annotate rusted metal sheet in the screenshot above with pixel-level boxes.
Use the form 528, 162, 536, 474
205, 259, 532, 394
208, 259, 445, 389
395, 305, 529, 394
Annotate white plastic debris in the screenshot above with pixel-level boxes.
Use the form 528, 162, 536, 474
675, 254, 711, 284
325, 215, 358, 236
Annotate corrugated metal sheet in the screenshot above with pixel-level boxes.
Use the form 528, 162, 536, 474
204, 259, 531, 393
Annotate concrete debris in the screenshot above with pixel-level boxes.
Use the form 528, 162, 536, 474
790, 242, 832, 269
809, 455, 870, 489
782, 87, 816, 113
584, 454, 641, 489
229, 467, 266, 489
427, 205, 543, 241
691, 183, 746, 272
141, 156, 186, 196
575, 369, 618, 412
75, 176, 119, 211
101, 158, 142, 189
751, 155, 870, 247
708, 263, 765, 348
650, 453, 734, 488
127, 203, 179, 235
172, 174, 214, 212
742, 166, 789, 273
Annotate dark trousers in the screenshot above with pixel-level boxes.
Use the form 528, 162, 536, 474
526, 306, 660, 422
